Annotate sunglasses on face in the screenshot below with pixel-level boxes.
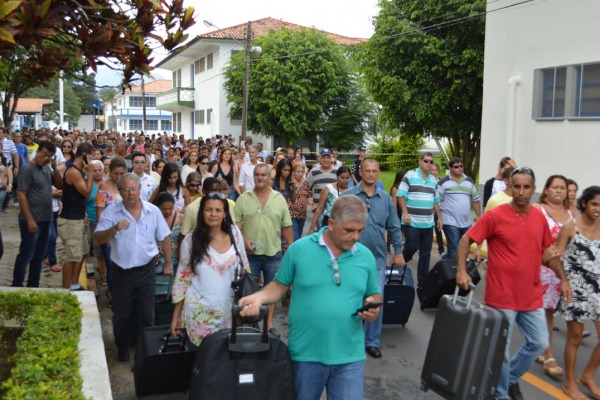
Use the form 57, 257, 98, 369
422, 159, 433, 164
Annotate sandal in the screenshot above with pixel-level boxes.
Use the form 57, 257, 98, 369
577, 379, 600, 400
100, 275, 108, 286
535, 355, 545, 365
50, 265, 61, 273
543, 358, 564, 377
564, 385, 590, 400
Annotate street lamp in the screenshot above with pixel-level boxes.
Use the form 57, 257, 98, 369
203, 20, 261, 140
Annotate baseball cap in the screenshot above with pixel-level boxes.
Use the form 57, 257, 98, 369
320, 148, 332, 156
358, 146, 367, 151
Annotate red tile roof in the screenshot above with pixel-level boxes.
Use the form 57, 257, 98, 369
199, 17, 366, 46
9, 98, 53, 114
125, 79, 173, 93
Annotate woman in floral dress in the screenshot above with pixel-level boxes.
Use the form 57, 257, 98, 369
556, 186, 600, 400
170, 192, 249, 346
532, 175, 573, 376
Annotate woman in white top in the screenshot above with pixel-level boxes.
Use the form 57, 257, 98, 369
181, 149, 200, 184
170, 192, 249, 346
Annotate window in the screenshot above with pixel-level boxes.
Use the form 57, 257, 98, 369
177, 113, 182, 132
207, 108, 213, 124
172, 69, 182, 88
162, 120, 172, 132
145, 120, 158, 130
196, 58, 205, 73
230, 109, 242, 124
231, 50, 240, 57
575, 64, 600, 117
207, 53, 213, 69
190, 64, 194, 86
129, 96, 155, 108
129, 119, 143, 130
541, 67, 566, 118
534, 62, 600, 120
195, 110, 205, 124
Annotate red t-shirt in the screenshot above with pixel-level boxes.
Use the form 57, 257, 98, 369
467, 204, 553, 310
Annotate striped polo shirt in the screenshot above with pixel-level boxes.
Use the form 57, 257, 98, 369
398, 168, 439, 228
438, 174, 480, 228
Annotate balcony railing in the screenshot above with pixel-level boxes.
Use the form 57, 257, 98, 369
156, 87, 195, 110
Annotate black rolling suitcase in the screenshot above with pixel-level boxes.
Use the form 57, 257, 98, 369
382, 264, 415, 326
131, 274, 176, 343
417, 258, 482, 310
189, 306, 296, 400
133, 326, 196, 397
421, 286, 508, 400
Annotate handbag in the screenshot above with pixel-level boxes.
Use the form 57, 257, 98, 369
229, 227, 262, 323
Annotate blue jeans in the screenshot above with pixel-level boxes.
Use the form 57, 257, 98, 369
402, 225, 433, 286
495, 308, 547, 399
293, 361, 364, 400
247, 252, 282, 285
442, 225, 470, 260
364, 267, 385, 347
227, 187, 238, 201
292, 218, 306, 241
12, 219, 51, 287
45, 211, 59, 265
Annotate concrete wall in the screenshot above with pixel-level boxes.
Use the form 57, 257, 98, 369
480, 0, 600, 191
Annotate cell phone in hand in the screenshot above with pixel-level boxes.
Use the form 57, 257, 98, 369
352, 302, 383, 316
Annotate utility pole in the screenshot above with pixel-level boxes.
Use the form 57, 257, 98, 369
141, 76, 147, 134
241, 20, 251, 140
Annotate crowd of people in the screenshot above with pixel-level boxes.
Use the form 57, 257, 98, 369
1, 126, 600, 400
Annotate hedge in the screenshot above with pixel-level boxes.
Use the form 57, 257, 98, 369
0, 291, 84, 399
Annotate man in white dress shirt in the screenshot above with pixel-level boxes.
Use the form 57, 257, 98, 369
94, 173, 172, 362
131, 152, 156, 202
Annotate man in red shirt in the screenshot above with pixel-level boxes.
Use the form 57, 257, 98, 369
456, 167, 572, 400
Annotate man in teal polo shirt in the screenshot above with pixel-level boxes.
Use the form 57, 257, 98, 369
398, 152, 442, 287
235, 163, 293, 337
239, 195, 381, 400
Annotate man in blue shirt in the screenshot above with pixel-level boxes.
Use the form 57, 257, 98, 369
398, 152, 442, 287
343, 158, 404, 359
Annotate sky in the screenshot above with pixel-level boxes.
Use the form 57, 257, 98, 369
95, 0, 380, 87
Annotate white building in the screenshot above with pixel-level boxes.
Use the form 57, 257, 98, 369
480, 0, 600, 191
113, 79, 173, 135
155, 17, 364, 147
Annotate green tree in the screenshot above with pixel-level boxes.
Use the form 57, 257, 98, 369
0, 0, 195, 127
356, 0, 485, 180
99, 87, 117, 102
370, 124, 424, 172
319, 71, 376, 151
24, 78, 83, 127
223, 27, 354, 147
70, 72, 98, 114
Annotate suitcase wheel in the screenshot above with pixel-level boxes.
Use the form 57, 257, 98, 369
402, 323, 406, 327
420, 380, 429, 392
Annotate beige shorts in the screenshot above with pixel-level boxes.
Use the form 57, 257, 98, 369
57, 217, 88, 262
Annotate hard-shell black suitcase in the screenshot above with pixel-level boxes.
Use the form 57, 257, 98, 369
421, 286, 508, 399
382, 264, 415, 326
133, 326, 196, 397
131, 274, 175, 344
189, 306, 296, 400
417, 258, 482, 310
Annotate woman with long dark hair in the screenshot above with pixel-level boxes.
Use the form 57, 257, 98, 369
155, 192, 183, 274
197, 154, 213, 182
170, 192, 249, 346
556, 186, 600, 400
149, 162, 185, 212
272, 158, 292, 202
210, 147, 239, 201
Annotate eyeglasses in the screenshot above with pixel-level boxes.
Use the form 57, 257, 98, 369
207, 192, 226, 199
133, 161, 145, 165
330, 259, 341, 286
422, 159, 433, 164
200, 162, 209, 165
512, 167, 535, 178
188, 183, 200, 188
452, 165, 463, 169
365, 196, 372, 213
120, 187, 139, 193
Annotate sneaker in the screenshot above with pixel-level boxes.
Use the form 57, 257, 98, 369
508, 382, 524, 400
2, 209, 9, 213
583, 330, 591, 338
12, 202, 19, 207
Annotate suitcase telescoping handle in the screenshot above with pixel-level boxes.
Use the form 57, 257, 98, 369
230, 305, 270, 353
452, 282, 477, 308
387, 263, 409, 285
